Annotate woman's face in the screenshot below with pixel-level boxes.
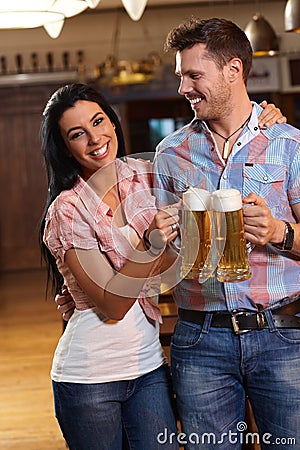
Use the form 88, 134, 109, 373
59, 100, 118, 179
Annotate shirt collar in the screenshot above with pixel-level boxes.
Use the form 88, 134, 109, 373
72, 159, 140, 222
73, 176, 107, 221
248, 101, 262, 136
191, 102, 261, 138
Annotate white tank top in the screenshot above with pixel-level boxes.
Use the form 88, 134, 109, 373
51, 224, 167, 383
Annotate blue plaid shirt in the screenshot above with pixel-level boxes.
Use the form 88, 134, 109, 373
154, 102, 300, 312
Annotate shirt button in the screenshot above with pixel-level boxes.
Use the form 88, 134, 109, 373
223, 175, 228, 180
254, 126, 258, 131
263, 176, 268, 181
237, 142, 241, 146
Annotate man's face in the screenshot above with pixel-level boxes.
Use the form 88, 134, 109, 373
175, 43, 233, 121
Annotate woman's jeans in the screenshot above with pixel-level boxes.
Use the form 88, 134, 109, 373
170, 312, 300, 450
52, 364, 178, 450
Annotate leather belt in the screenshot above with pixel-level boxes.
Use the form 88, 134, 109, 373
178, 298, 300, 335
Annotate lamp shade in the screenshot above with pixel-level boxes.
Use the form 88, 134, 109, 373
0, 0, 96, 38
244, 14, 279, 57
44, 19, 65, 39
121, 0, 147, 21
285, 0, 300, 32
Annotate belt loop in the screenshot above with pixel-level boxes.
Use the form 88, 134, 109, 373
263, 309, 276, 332
202, 312, 213, 334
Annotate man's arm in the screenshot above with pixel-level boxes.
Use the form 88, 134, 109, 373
243, 193, 300, 257
55, 286, 75, 321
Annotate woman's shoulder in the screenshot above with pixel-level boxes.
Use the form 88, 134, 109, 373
49, 190, 75, 212
122, 156, 153, 173
47, 180, 83, 218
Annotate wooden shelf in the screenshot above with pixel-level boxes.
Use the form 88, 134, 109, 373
0, 70, 78, 87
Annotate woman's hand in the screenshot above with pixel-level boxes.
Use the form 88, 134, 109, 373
145, 202, 180, 250
258, 100, 287, 128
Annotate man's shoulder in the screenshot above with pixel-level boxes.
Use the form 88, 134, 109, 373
262, 122, 300, 143
252, 101, 300, 142
156, 120, 200, 151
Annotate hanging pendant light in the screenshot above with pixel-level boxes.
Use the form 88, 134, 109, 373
0, 0, 101, 38
121, 0, 147, 21
86, 0, 102, 7
285, 0, 300, 32
244, 14, 279, 57
44, 19, 65, 39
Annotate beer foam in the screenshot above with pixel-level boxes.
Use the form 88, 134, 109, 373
212, 189, 242, 212
183, 188, 211, 211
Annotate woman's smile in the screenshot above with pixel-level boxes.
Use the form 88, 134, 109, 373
59, 100, 118, 178
89, 142, 109, 158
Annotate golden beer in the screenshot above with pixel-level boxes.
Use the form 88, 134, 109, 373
180, 189, 213, 280
212, 189, 251, 283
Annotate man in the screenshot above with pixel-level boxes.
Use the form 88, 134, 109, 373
154, 17, 300, 450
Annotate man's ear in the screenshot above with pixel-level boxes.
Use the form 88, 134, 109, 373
226, 57, 243, 81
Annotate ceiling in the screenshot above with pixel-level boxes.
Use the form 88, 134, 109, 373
93, 0, 251, 10
97, 0, 235, 6
94, 0, 281, 10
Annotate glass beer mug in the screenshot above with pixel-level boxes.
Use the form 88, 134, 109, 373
180, 188, 213, 281
212, 189, 251, 283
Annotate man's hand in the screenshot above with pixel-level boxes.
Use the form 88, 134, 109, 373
258, 100, 287, 128
55, 285, 75, 321
243, 193, 286, 246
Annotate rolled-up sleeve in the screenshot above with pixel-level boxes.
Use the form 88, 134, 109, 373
44, 199, 99, 263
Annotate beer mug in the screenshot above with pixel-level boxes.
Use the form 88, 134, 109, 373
180, 188, 213, 281
212, 189, 251, 283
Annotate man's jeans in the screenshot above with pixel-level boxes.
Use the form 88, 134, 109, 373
171, 311, 300, 450
52, 364, 178, 450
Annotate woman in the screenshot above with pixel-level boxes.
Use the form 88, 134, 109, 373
40, 83, 180, 450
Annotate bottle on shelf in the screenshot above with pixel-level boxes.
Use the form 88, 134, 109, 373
30, 53, 39, 72
15, 54, 23, 73
46, 52, 54, 72
76, 50, 87, 82
0, 56, 7, 75
62, 51, 70, 71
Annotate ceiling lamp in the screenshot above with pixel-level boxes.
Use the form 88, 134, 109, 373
121, 0, 147, 21
0, 0, 101, 39
285, 0, 300, 32
244, 14, 279, 56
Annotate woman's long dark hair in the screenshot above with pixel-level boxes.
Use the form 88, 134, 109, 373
39, 83, 126, 297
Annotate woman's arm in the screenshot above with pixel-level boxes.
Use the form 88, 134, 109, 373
65, 205, 180, 320
258, 100, 287, 127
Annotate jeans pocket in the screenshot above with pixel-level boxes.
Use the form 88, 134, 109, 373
171, 320, 205, 349
274, 327, 300, 344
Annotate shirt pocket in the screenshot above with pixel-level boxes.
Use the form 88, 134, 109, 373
242, 164, 287, 213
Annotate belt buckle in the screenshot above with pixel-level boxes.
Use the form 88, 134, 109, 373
231, 311, 251, 335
